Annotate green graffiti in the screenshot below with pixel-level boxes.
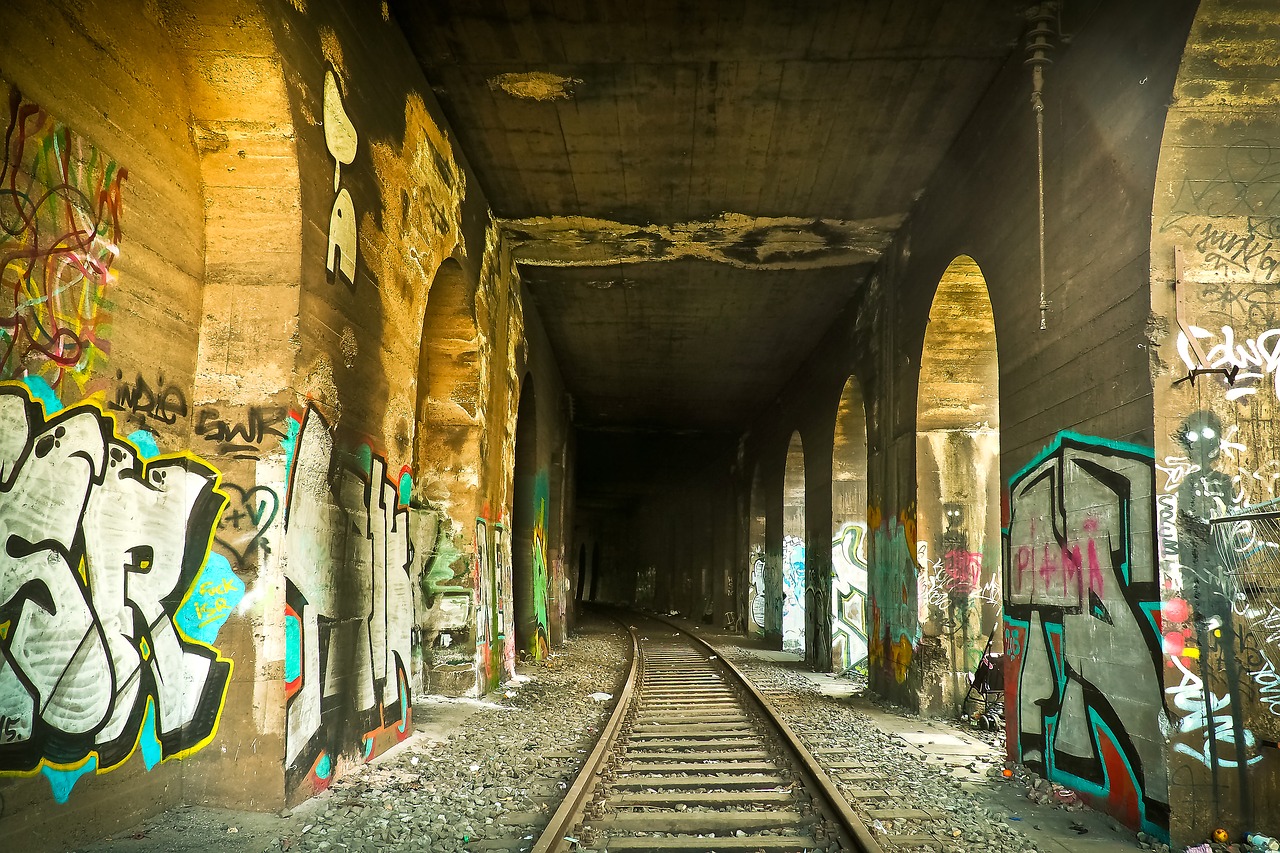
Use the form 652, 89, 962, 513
418, 509, 469, 602
530, 471, 550, 657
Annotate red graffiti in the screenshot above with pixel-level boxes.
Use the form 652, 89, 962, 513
1013, 516, 1106, 603
942, 549, 983, 595
1, 87, 125, 387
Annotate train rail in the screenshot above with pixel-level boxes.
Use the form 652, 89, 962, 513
531, 613, 882, 853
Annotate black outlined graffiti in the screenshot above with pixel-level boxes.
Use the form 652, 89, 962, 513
110, 370, 188, 427
195, 406, 288, 460
214, 482, 279, 571
1005, 432, 1168, 834
281, 405, 413, 792
0, 383, 235, 797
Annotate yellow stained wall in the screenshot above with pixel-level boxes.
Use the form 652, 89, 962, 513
0, 0, 571, 847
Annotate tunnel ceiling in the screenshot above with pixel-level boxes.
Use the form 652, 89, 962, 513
394, 0, 1026, 433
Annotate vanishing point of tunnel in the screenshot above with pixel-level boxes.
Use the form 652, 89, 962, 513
1, 1, 1278, 851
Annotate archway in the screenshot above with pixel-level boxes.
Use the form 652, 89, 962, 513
783, 432, 806, 655
413, 257, 481, 506
747, 463, 768, 637
590, 540, 602, 601
916, 254, 1000, 712
1149, 3, 1280, 839
832, 376, 869, 674
511, 374, 547, 660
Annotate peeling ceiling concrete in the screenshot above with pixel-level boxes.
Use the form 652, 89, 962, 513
502, 212, 904, 270
392, 0, 1025, 434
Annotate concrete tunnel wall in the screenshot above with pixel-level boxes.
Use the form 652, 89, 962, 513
0, 0, 573, 849
5, 0, 1280, 850
723, 0, 1199, 841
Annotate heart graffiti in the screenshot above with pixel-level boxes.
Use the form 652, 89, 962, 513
215, 483, 280, 569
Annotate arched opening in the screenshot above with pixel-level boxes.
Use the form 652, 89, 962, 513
783, 432, 806, 655
590, 540, 602, 601
832, 376, 869, 674
1146, 5, 1273, 839
747, 463, 768, 637
413, 257, 481, 510
576, 542, 588, 602
511, 374, 547, 660
916, 254, 1000, 713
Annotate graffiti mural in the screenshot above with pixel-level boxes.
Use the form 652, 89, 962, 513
782, 534, 805, 654
1004, 431, 1168, 836
323, 68, 357, 288
1, 86, 124, 391
529, 471, 550, 659
748, 546, 766, 636
868, 508, 920, 685
832, 522, 869, 672
1156, 409, 1278, 831
475, 517, 495, 689
491, 522, 514, 679
0, 383, 235, 801
282, 405, 413, 795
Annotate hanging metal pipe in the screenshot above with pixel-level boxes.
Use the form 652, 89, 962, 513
1025, 7, 1056, 331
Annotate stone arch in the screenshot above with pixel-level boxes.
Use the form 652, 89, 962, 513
747, 461, 768, 637
916, 254, 1000, 714
511, 372, 548, 660
0, 0, 305, 834
783, 431, 806, 656
413, 256, 482, 514
1150, 2, 1280, 842
832, 375, 869, 674
168, 0, 304, 417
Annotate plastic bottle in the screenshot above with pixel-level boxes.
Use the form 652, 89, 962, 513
1248, 833, 1280, 851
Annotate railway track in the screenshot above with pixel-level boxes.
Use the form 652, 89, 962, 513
532, 615, 881, 853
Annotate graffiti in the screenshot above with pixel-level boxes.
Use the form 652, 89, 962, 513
195, 406, 289, 460
282, 406, 413, 793
492, 523, 514, 677
1199, 280, 1280, 326
782, 534, 805, 654
1, 86, 124, 391
748, 546, 766, 635
324, 69, 357, 287
0, 383, 235, 800
919, 550, 1000, 611
214, 482, 279, 571
831, 522, 869, 672
869, 512, 920, 684
528, 472, 550, 659
1174, 412, 1237, 613
1248, 650, 1280, 717
1257, 602, 1280, 649
1160, 138, 1280, 251
1184, 222, 1280, 282
475, 518, 497, 688
1005, 431, 1167, 836
1167, 656, 1263, 768
110, 370, 188, 427
1178, 325, 1280, 402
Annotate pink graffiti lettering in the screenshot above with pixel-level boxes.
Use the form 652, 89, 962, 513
1014, 517, 1106, 604
941, 549, 982, 595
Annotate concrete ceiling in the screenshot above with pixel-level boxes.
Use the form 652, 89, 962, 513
394, 0, 1027, 433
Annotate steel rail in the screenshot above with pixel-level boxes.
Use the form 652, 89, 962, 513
653, 615, 884, 853
531, 623, 641, 853
531, 611, 881, 852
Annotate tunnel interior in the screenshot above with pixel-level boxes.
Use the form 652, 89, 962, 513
6, 0, 1272, 847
